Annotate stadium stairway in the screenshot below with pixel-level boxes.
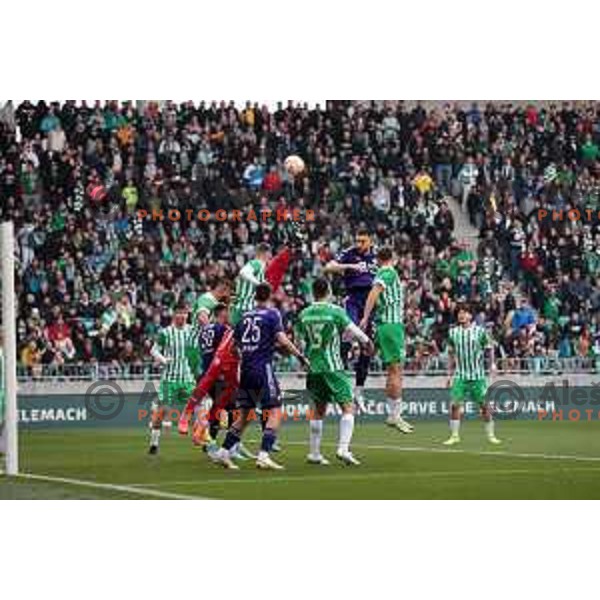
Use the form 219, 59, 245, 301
445, 194, 526, 304
444, 195, 479, 252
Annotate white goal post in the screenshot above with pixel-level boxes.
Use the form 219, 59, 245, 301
0, 221, 18, 475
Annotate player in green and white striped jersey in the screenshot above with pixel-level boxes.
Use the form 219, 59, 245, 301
296, 278, 374, 466
230, 243, 271, 326
360, 247, 413, 434
148, 302, 196, 454
444, 303, 501, 446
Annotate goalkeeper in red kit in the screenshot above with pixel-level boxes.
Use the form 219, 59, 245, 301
178, 222, 301, 448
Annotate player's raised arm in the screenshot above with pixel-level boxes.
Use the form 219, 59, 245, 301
344, 322, 375, 356
359, 282, 383, 331
238, 262, 262, 286
323, 259, 361, 274
275, 331, 309, 369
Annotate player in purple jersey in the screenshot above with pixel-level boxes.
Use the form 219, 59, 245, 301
324, 228, 376, 404
212, 283, 309, 470
199, 304, 228, 375
197, 303, 232, 442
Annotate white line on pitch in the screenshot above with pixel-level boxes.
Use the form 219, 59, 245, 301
14, 472, 211, 500
130, 469, 533, 487
283, 440, 600, 463
132, 466, 600, 489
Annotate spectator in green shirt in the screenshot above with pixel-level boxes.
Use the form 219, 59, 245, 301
543, 290, 561, 325
581, 134, 599, 165
122, 179, 139, 213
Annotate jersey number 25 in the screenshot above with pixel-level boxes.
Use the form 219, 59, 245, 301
241, 316, 261, 344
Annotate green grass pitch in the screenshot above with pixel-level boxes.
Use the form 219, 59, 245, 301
3, 420, 600, 499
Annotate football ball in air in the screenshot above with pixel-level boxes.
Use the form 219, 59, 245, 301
284, 154, 306, 177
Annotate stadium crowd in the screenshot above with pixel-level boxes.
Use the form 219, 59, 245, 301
1, 99, 599, 377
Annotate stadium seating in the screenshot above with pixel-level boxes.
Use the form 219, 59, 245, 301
1, 100, 599, 377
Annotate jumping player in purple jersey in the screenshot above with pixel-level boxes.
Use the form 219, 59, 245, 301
198, 304, 228, 376
212, 283, 309, 470
324, 228, 376, 405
